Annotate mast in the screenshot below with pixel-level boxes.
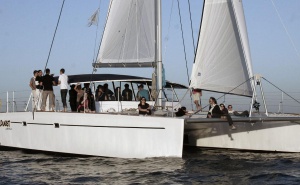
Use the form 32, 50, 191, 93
156, 0, 163, 108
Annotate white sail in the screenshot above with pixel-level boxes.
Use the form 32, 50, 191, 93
190, 0, 254, 96
94, 0, 156, 68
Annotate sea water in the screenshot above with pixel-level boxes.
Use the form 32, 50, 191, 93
1, 147, 300, 184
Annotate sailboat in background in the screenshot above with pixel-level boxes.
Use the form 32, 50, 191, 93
185, 0, 300, 152
1, 0, 300, 158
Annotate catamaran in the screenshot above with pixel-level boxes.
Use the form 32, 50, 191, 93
1, 0, 300, 158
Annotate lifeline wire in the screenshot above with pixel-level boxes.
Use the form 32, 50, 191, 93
191, 77, 253, 116
271, 0, 300, 61
187, 0, 196, 56
262, 77, 300, 105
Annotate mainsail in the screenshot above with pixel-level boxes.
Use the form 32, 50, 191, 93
190, 0, 254, 97
94, 0, 156, 68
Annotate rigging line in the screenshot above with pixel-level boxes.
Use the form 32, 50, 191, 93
176, 0, 190, 84
162, 0, 174, 61
187, 0, 196, 56
176, 0, 194, 110
92, 0, 114, 68
88, 1, 102, 91
161, 88, 190, 110
44, 0, 66, 72
89, 0, 114, 88
262, 77, 300, 105
92, 0, 102, 64
270, 0, 300, 61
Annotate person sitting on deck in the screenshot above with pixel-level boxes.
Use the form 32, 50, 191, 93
207, 97, 235, 130
220, 103, 229, 115
138, 97, 151, 115
228, 105, 249, 117
175, 106, 189, 117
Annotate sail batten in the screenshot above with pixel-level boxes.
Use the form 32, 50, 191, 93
190, 0, 254, 97
96, 0, 155, 68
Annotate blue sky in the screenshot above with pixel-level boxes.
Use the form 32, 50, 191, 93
0, 0, 300, 112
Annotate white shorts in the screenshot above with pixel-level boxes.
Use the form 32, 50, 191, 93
192, 93, 201, 101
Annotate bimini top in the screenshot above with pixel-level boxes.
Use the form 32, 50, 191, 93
54, 74, 188, 89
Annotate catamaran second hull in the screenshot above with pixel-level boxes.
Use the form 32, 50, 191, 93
0, 112, 184, 158
184, 117, 300, 152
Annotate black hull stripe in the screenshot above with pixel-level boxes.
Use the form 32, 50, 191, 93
10, 122, 165, 129
60, 124, 165, 129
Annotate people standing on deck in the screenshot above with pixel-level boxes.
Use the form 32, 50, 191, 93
95, 85, 101, 100
29, 70, 38, 111
69, 84, 77, 112
138, 97, 151, 115
192, 88, 202, 111
35, 70, 44, 110
122, 84, 132, 101
137, 84, 149, 101
58, 68, 68, 112
41, 68, 56, 111
77, 93, 89, 113
96, 85, 106, 101
115, 87, 122, 101
84, 83, 95, 113
74, 83, 84, 109
103, 83, 114, 100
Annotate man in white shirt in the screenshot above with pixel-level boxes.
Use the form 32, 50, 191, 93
58, 68, 68, 112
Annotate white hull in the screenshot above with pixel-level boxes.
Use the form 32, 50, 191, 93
0, 112, 184, 158
185, 117, 300, 152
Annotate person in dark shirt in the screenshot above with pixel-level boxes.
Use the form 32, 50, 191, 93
207, 98, 235, 129
35, 70, 44, 90
69, 84, 77, 112
220, 103, 229, 115
175, 106, 189, 117
207, 97, 222, 118
122, 84, 133, 101
138, 97, 151, 115
84, 83, 95, 113
96, 85, 106, 101
103, 83, 114, 100
41, 68, 56, 111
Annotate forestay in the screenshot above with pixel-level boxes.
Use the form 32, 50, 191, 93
94, 0, 156, 68
190, 0, 254, 97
